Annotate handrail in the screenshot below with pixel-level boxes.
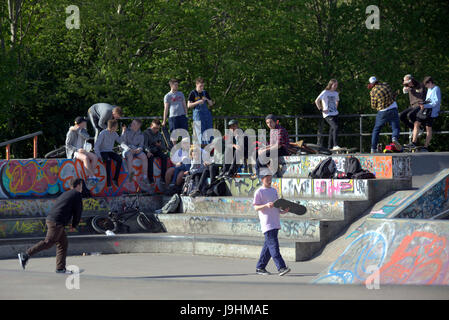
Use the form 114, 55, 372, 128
122, 110, 449, 152
0, 131, 43, 160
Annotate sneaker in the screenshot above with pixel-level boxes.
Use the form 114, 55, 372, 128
279, 267, 291, 276
404, 142, 416, 148
55, 268, 73, 274
189, 189, 201, 197
331, 145, 342, 151
18, 252, 29, 270
112, 179, 119, 188
256, 268, 271, 275
371, 149, 376, 154
148, 177, 155, 184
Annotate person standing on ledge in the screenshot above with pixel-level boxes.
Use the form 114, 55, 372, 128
18, 178, 84, 274
253, 168, 291, 276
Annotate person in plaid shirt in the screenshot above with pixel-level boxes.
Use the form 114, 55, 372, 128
255, 114, 290, 177
368, 76, 401, 153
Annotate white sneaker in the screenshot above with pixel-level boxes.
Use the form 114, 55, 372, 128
332, 146, 342, 151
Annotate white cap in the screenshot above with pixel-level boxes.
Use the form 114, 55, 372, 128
369, 76, 377, 84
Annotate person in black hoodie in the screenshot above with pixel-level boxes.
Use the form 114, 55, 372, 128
18, 178, 84, 274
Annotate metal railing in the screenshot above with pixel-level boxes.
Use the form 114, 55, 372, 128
0, 131, 43, 160
122, 110, 449, 152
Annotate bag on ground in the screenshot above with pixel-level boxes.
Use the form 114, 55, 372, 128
344, 156, 362, 178
309, 157, 337, 179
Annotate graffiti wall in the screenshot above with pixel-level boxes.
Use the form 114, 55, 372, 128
181, 196, 345, 221
314, 218, 449, 285
280, 155, 411, 179
0, 158, 171, 199
227, 177, 369, 200
0, 195, 164, 219
159, 214, 320, 241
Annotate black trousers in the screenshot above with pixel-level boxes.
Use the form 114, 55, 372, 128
197, 164, 221, 193
325, 116, 339, 149
400, 106, 420, 130
101, 152, 122, 186
148, 148, 168, 181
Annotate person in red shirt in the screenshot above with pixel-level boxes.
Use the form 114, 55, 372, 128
255, 114, 290, 177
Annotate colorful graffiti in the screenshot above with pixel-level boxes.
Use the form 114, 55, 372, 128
0, 158, 172, 199
280, 155, 411, 179
0, 218, 91, 238
227, 177, 369, 200
314, 219, 449, 285
181, 196, 345, 220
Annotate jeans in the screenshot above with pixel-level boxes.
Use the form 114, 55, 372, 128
256, 229, 286, 271
100, 151, 122, 186
193, 104, 213, 145
172, 163, 191, 184
148, 148, 168, 181
371, 108, 400, 150
27, 220, 68, 270
325, 116, 339, 149
168, 114, 189, 133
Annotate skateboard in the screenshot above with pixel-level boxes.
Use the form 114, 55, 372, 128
273, 198, 307, 215
402, 145, 428, 153
161, 125, 173, 151
331, 147, 357, 154
291, 140, 332, 155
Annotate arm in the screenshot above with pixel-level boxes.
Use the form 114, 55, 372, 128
183, 97, 188, 114
71, 193, 83, 229
370, 90, 377, 110
163, 102, 169, 126
98, 110, 112, 130
120, 130, 131, 153
65, 130, 78, 155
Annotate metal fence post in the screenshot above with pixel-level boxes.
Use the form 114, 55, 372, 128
359, 116, 363, 152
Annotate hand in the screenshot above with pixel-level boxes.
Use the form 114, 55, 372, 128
281, 207, 290, 214
70, 126, 77, 131
419, 104, 424, 109
147, 151, 153, 158
265, 202, 274, 209
233, 144, 241, 151
122, 124, 126, 133
156, 141, 161, 146
162, 120, 166, 126
184, 171, 189, 175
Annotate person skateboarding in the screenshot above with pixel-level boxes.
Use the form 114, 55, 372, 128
253, 168, 291, 276
18, 178, 84, 274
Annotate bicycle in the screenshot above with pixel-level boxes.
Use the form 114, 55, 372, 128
90, 188, 167, 234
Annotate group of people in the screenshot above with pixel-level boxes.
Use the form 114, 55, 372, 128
315, 75, 442, 153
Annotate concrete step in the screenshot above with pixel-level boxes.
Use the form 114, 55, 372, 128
157, 214, 320, 242
279, 154, 411, 179
0, 195, 166, 219
180, 196, 371, 221
226, 177, 411, 200
0, 233, 321, 261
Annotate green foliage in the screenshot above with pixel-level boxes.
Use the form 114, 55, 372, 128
0, 0, 448, 157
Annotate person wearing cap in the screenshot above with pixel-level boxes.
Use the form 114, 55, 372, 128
88, 103, 123, 142
407, 76, 442, 151
399, 74, 427, 131
255, 114, 290, 177
252, 168, 291, 276
368, 76, 401, 153
65, 116, 99, 183
315, 79, 341, 151
187, 77, 214, 147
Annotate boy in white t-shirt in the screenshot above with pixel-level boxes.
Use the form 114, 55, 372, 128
253, 168, 291, 276
315, 79, 341, 150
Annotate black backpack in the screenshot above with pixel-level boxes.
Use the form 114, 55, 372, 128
344, 156, 362, 178
181, 174, 197, 196
309, 157, 337, 179
204, 178, 229, 196
352, 170, 376, 179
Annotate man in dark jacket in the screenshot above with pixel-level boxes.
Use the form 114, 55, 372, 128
143, 119, 169, 184
18, 178, 84, 274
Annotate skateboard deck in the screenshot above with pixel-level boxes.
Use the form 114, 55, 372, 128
402, 146, 428, 153
273, 198, 307, 215
331, 147, 357, 154
161, 125, 173, 151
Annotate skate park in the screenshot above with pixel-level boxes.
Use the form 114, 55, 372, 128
0, 149, 449, 299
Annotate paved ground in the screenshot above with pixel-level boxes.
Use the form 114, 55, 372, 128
0, 252, 448, 300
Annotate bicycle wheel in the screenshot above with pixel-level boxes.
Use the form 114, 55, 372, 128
137, 212, 166, 233
44, 146, 66, 158
91, 215, 118, 233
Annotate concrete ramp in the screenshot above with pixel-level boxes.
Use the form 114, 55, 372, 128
314, 218, 449, 285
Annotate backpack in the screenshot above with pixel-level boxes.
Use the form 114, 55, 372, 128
204, 178, 229, 197
352, 170, 376, 179
344, 156, 362, 178
309, 157, 337, 179
161, 194, 181, 213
